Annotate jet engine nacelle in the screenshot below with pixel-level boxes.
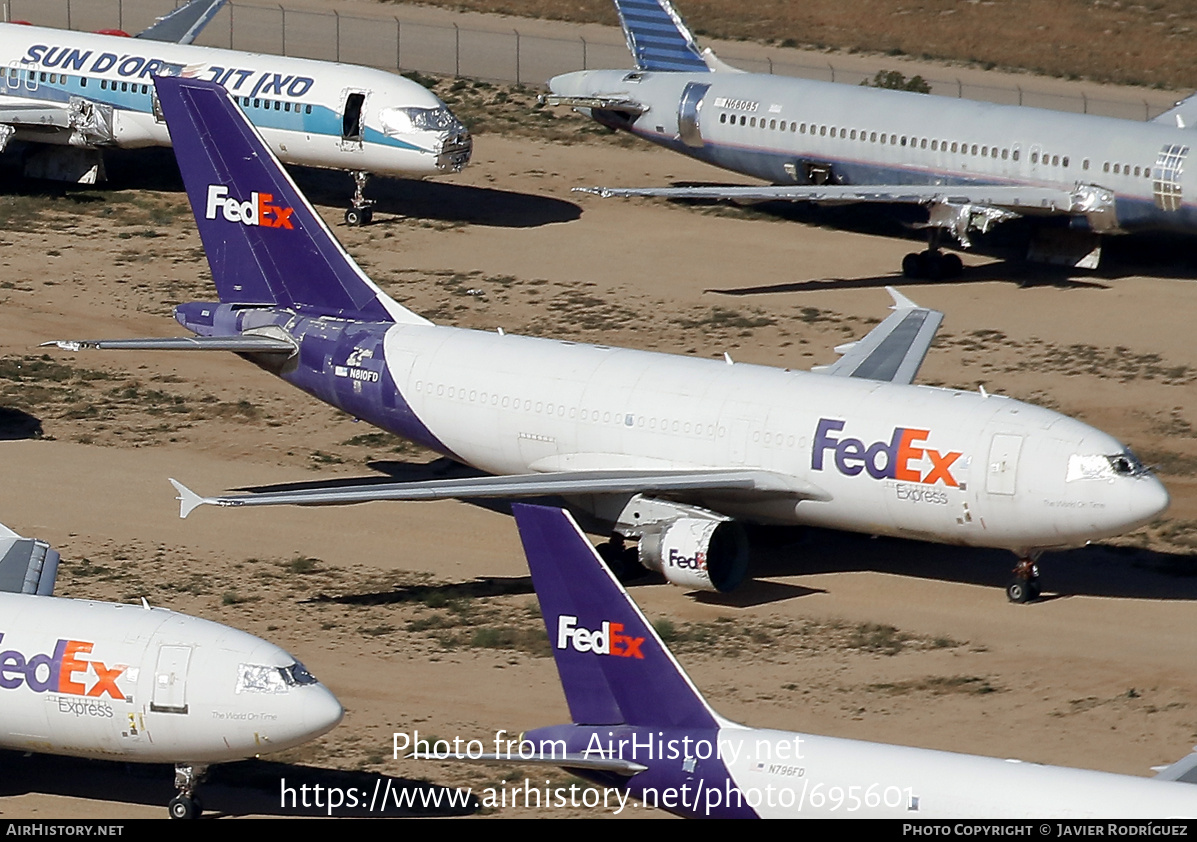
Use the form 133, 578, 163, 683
637, 517, 748, 593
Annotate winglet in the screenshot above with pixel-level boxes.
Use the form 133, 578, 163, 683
511, 503, 720, 729
170, 478, 208, 519
885, 285, 919, 310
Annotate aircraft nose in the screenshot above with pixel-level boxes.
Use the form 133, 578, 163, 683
1130, 473, 1171, 526
303, 685, 345, 738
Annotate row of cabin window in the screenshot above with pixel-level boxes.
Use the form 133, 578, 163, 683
5, 70, 313, 115
412, 380, 802, 448
718, 111, 1154, 179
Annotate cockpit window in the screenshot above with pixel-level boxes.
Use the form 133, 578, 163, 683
1066, 451, 1149, 481
379, 106, 463, 136
235, 662, 320, 694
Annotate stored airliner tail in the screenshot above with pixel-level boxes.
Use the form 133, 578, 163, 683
615, 0, 710, 73
513, 503, 720, 729
156, 76, 426, 325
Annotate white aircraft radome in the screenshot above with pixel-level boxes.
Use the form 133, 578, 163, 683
53, 76, 1172, 604
0, 520, 344, 819
548, 0, 1197, 275
0, 0, 470, 224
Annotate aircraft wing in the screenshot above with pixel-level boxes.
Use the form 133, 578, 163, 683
1153, 750, 1197, 785
43, 335, 297, 353
0, 102, 71, 130
0, 523, 60, 596
136, 0, 227, 45
1151, 93, 1197, 130
813, 286, 944, 385
577, 183, 1079, 215
169, 469, 830, 518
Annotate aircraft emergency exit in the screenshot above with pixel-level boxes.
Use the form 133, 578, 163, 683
0, 0, 469, 224
0, 519, 343, 819
50, 75, 1170, 604
548, 0, 1197, 275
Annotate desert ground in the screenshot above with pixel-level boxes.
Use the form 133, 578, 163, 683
3, 32, 1197, 824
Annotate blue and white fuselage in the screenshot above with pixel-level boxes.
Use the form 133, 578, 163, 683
0, 23, 470, 179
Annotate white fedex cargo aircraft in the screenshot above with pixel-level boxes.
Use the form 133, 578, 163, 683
549, 0, 1197, 275
454, 504, 1197, 819
55, 76, 1171, 604
0, 520, 343, 819
0, 0, 470, 224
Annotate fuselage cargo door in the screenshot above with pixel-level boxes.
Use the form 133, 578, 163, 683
678, 82, 711, 148
986, 434, 1023, 496
151, 644, 192, 714
340, 90, 368, 152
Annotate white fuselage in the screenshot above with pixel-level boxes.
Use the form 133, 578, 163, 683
328, 318, 1169, 553
552, 68, 1197, 233
0, 24, 470, 177
711, 725, 1197, 818
0, 592, 342, 764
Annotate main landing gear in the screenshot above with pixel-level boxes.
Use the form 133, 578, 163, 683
1005, 555, 1041, 604
168, 763, 208, 819
902, 229, 963, 280
344, 170, 375, 226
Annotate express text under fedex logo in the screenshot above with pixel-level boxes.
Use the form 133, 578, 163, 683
812, 418, 962, 487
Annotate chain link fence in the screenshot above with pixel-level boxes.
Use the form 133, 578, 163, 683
2, 0, 1177, 121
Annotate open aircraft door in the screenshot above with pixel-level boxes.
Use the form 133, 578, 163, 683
339, 89, 369, 152
677, 82, 711, 148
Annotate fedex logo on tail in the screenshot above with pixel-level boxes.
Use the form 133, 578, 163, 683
0, 634, 126, 699
556, 615, 645, 659
812, 418, 963, 487
205, 185, 295, 229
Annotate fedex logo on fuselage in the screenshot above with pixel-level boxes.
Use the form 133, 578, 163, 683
0, 634, 126, 699
205, 185, 295, 229
812, 418, 962, 487
556, 615, 645, 659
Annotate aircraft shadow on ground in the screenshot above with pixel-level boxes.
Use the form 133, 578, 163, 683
0, 407, 43, 441
4, 146, 580, 230
0, 752, 477, 817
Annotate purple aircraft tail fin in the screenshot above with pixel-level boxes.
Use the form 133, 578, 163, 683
153, 75, 416, 323
512, 504, 719, 730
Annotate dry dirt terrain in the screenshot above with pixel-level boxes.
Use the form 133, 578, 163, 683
1, 75, 1197, 818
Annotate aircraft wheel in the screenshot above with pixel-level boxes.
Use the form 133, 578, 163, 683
1005, 578, 1036, 604
901, 252, 923, 278
168, 795, 198, 820
596, 542, 645, 582
345, 208, 366, 227
942, 252, 963, 277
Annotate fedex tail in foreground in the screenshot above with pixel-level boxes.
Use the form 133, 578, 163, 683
511, 504, 1197, 818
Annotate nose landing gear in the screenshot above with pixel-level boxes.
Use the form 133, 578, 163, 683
1006, 556, 1041, 604
345, 170, 375, 226
168, 763, 208, 819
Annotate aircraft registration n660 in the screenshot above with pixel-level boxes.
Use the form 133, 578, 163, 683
0, 0, 470, 224
50, 75, 1170, 603
0, 519, 343, 819
549, 0, 1197, 275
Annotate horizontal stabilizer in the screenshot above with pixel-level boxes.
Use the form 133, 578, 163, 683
136, 0, 227, 45
0, 523, 60, 596
813, 286, 944, 384
169, 469, 829, 518
414, 751, 647, 776
43, 335, 297, 353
